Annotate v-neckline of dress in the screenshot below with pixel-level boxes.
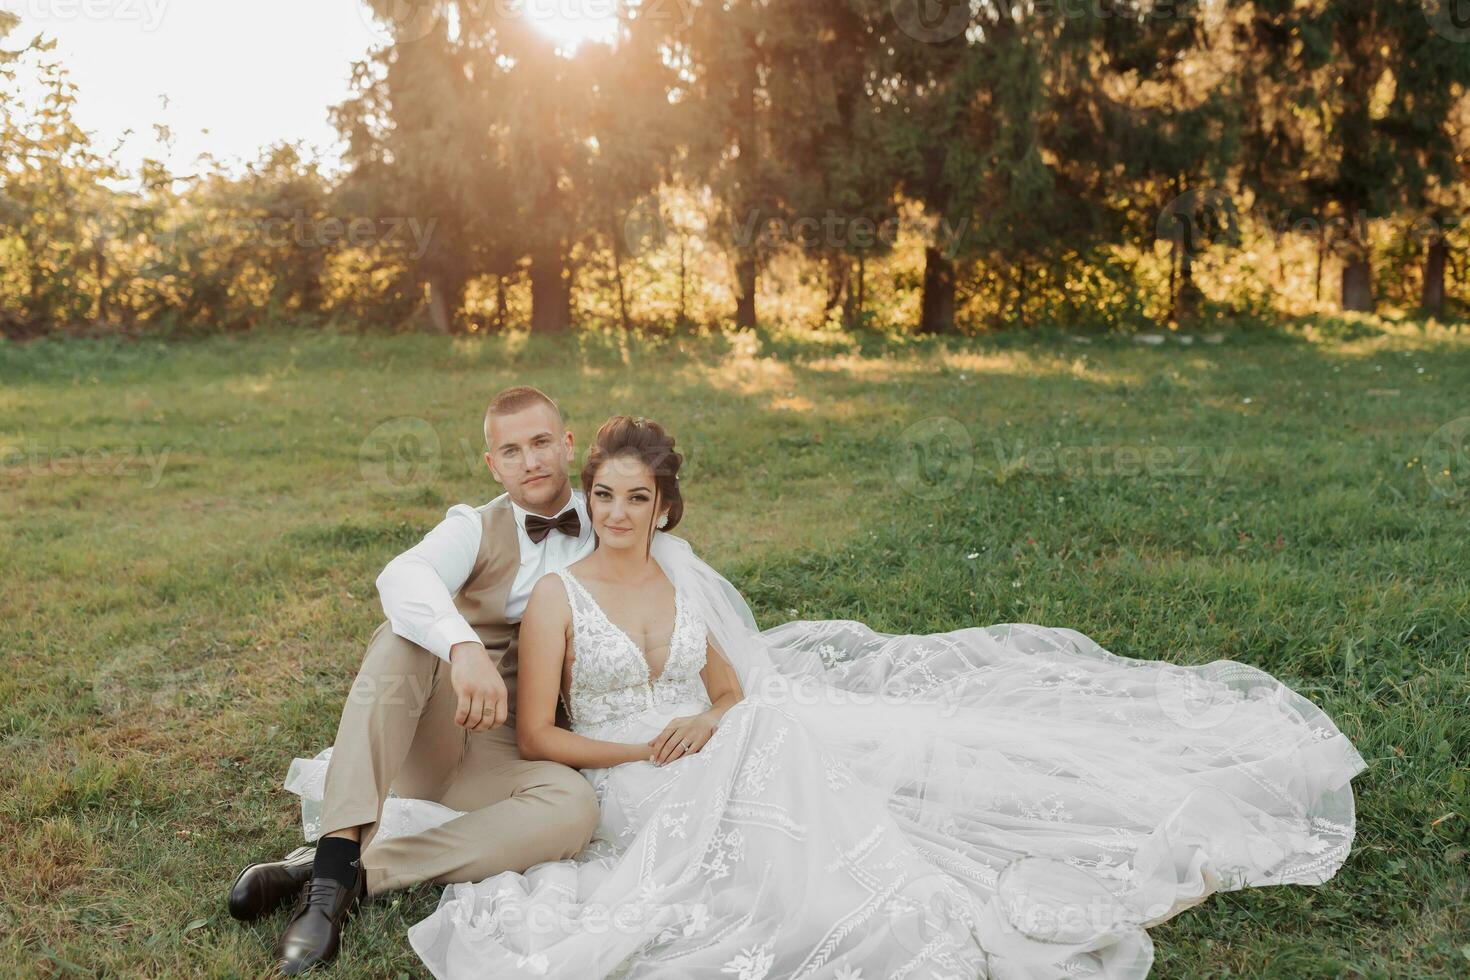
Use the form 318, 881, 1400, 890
562, 567, 682, 684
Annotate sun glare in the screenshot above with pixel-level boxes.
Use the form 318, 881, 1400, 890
529, 8, 622, 53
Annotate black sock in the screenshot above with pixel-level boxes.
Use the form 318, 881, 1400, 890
312, 835, 361, 888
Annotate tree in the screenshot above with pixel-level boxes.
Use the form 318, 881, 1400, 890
681, 0, 782, 329
1076, 1, 1239, 324
872, 3, 1096, 333
1239, 1, 1470, 313
241, 145, 332, 317
578, 18, 678, 331
336, 3, 517, 333
762, 0, 903, 328
0, 22, 127, 330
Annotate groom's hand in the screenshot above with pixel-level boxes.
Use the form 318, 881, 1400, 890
449, 641, 509, 731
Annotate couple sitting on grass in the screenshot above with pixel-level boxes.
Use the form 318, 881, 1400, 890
229, 385, 1366, 979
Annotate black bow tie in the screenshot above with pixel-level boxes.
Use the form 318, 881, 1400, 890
524, 508, 582, 544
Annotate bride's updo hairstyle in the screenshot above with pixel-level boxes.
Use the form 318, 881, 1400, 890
581, 416, 684, 552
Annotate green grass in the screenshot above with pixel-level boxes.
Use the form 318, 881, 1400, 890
2, 319, 1468, 978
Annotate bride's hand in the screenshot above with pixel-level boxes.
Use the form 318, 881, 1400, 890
649, 712, 717, 766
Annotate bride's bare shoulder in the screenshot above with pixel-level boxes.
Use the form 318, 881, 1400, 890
565, 555, 597, 577
525, 571, 573, 622
562, 558, 621, 592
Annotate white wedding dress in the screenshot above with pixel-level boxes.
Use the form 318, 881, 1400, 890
285, 534, 1366, 979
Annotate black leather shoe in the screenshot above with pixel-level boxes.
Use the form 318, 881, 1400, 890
228, 845, 316, 922
273, 865, 364, 976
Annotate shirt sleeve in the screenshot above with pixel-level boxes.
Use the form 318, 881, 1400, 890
375, 504, 485, 661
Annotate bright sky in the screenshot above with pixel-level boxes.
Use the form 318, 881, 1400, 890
6, 0, 620, 178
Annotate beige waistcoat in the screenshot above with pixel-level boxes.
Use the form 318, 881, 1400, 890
450, 496, 568, 728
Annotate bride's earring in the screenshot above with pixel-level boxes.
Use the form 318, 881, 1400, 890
657, 514, 669, 529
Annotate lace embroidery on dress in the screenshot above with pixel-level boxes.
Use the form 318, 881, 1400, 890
554, 568, 710, 737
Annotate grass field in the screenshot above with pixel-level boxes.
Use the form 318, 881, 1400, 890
2, 320, 1468, 978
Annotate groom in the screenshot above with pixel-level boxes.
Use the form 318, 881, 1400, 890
229, 386, 601, 974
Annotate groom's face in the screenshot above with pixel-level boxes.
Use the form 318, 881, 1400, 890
484, 404, 575, 513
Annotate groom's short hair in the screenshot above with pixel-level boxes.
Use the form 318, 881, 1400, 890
484, 385, 563, 445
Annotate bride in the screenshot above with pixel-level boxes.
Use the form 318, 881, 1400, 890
290, 415, 1366, 979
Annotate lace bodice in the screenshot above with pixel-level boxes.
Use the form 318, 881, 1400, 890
554, 568, 710, 737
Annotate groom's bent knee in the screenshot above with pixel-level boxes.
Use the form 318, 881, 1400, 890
358, 621, 434, 676
522, 767, 600, 859
346, 622, 440, 716
447, 768, 599, 882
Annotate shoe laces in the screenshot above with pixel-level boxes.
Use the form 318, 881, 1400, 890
295, 876, 346, 915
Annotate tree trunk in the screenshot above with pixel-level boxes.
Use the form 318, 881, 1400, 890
1314, 231, 1324, 306
1340, 259, 1373, 312
427, 275, 461, 334
1173, 246, 1200, 323
734, 253, 758, 329
300, 271, 324, 317
26, 253, 45, 322
1451, 250, 1463, 322
494, 274, 508, 331
1340, 208, 1374, 312
1422, 239, 1447, 317
919, 246, 956, 334
530, 242, 571, 332
610, 221, 630, 331
1166, 197, 1201, 324
677, 233, 689, 330
732, 49, 760, 331
824, 252, 849, 319
93, 246, 109, 323
1168, 232, 1178, 318
1015, 258, 1028, 326
844, 252, 866, 328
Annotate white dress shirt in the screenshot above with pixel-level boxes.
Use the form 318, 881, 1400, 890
374, 489, 595, 661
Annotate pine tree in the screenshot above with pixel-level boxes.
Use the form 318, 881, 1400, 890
761, 0, 903, 328
681, 0, 781, 329
1239, 0, 1470, 312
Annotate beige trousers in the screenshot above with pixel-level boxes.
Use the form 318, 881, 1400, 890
319, 622, 600, 896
